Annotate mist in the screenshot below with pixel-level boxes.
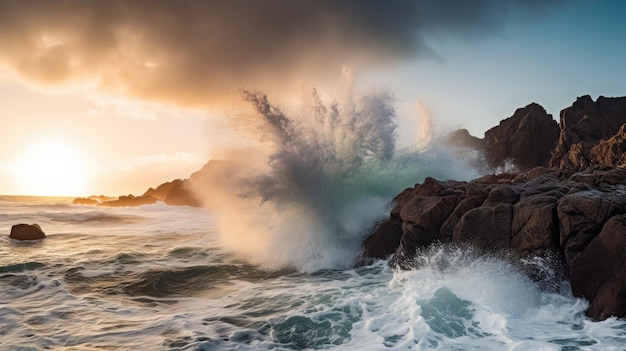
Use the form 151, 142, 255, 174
191, 87, 480, 270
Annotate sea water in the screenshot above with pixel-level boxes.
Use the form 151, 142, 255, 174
2, 196, 626, 351
4, 89, 626, 350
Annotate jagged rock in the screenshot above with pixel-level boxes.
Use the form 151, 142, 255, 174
74, 176, 203, 208
143, 179, 202, 207
10, 223, 46, 240
448, 103, 559, 172
567, 214, 626, 320
549, 95, 626, 170
589, 123, 626, 167
360, 165, 626, 320
447, 96, 626, 173
483, 103, 559, 171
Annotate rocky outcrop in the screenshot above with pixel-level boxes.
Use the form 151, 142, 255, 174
362, 165, 626, 320
97, 194, 159, 207
447, 103, 559, 171
142, 179, 202, 207
74, 178, 202, 208
373, 95, 626, 320
449, 96, 626, 173
483, 103, 559, 171
549, 95, 626, 171
590, 124, 626, 167
10, 223, 46, 240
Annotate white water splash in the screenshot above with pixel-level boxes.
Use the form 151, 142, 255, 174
197, 88, 479, 271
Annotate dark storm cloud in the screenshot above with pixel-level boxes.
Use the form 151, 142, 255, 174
0, 0, 562, 106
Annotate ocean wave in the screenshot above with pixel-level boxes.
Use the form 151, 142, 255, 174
44, 211, 147, 224
0, 261, 46, 273
196, 89, 479, 272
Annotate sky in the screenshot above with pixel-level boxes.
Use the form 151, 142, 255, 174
0, 0, 625, 196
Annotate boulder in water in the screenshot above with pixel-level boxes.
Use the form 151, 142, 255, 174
10, 223, 46, 240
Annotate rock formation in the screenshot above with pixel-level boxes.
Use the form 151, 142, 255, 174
10, 223, 46, 240
448, 95, 626, 173
362, 165, 626, 320
142, 179, 202, 207
447, 103, 559, 171
74, 178, 202, 208
98, 194, 159, 207
366, 95, 626, 321
549, 95, 626, 171
483, 103, 559, 171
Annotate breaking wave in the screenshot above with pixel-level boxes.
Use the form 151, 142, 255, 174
198, 87, 479, 271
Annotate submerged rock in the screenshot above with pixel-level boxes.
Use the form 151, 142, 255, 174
10, 223, 46, 240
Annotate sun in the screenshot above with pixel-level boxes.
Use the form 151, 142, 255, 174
12, 140, 89, 196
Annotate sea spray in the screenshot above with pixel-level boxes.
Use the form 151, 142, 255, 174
197, 88, 480, 271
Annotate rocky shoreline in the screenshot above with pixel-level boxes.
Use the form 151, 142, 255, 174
361, 165, 626, 320
361, 95, 626, 321
72, 94, 626, 320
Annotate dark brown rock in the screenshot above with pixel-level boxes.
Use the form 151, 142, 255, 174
453, 203, 512, 250
590, 125, 626, 169
360, 165, 626, 320
440, 183, 489, 241
568, 215, 626, 320
75, 178, 202, 208
398, 195, 458, 251
511, 194, 560, 256
549, 95, 626, 170
482, 185, 520, 207
483, 103, 559, 171
557, 187, 626, 262
144, 179, 202, 207
10, 223, 46, 240
360, 219, 403, 261
361, 94, 626, 321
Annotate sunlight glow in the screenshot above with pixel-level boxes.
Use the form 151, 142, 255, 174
12, 140, 89, 196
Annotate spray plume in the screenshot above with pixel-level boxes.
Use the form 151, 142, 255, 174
193, 88, 479, 271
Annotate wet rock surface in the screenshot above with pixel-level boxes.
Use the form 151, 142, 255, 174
368, 94, 626, 320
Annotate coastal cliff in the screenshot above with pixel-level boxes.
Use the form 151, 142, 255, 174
361, 95, 626, 320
